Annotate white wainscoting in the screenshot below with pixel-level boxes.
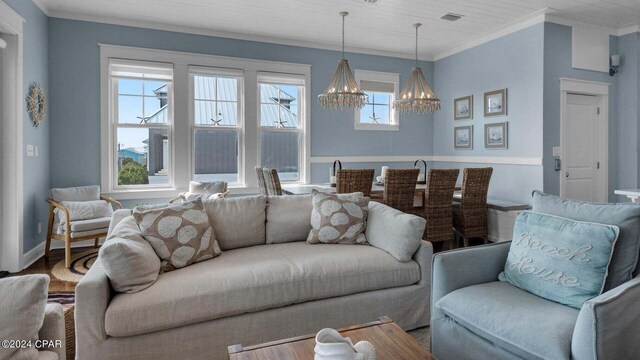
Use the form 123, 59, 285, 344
310, 155, 543, 166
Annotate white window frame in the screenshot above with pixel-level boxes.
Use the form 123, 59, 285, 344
100, 45, 311, 199
108, 59, 175, 192
257, 72, 307, 183
189, 66, 245, 187
354, 70, 400, 131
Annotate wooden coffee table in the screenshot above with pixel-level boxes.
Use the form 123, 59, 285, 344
228, 316, 435, 360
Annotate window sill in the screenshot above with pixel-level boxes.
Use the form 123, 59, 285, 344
354, 123, 399, 131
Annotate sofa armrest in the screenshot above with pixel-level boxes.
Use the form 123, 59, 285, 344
75, 258, 112, 350
38, 303, 65, 360
107, 209, 132, 238
431, 242, 510, 322
366, 201, 426, 262
572, 277, 640, 360
413, 240, 433, 287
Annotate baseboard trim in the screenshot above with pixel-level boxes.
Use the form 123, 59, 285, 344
20, 238, 104, 271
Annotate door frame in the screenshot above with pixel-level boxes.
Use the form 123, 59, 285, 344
0, 3, 24, 273
559, 78, 609, 202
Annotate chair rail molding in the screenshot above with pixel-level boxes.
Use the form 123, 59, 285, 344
0, 2, 25, 272
310, 155, 543, 166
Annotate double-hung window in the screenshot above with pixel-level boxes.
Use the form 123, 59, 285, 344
109, 60, 173, 188
189, 67, 244, 185
258, 73, 305, 182
354, 70, 400, 131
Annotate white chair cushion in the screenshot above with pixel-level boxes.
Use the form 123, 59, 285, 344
69, 228, 109, 238
51, 185, 100, 202
0, 275, 49, 360
189, 181, 227, 194
70, 217, 112, 232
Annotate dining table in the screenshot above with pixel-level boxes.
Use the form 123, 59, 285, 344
282, 182, 429, 196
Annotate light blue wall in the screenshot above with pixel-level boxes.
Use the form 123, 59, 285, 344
4, 0, 50, 253
48, 18, 434, 191
433, 24, 545, 204
613, 32, 639, 201
542, 23, 618, 200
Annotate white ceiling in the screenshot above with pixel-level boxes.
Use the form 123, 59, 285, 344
34, 0, 640, 60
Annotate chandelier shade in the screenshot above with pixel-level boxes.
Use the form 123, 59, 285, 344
318, 12, 367, 111
392, 23, 440, 114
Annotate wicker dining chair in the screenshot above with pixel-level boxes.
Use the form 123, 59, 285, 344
255, 166, 267, 195
263, 168, 283, 196
453, 167, 493, 247
383, 169, 420, 213
336, 169, 375, 197
423, 169, 460, 249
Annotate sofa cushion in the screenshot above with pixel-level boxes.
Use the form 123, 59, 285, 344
133, 199, 221, 272
100, 216, 161, 293
307, 190, 369, 245
104, 242, 420, 337
532, 191, 640, 290
0, 275, 49, 360
266, 195, 313, 244
189, 180, 227, 194
499, 211, 619, 309
366, 201, 426, 262
204, 195, 267, 250
436, 281, 579, 360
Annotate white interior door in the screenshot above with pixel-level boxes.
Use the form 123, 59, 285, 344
561, 93, 604, 202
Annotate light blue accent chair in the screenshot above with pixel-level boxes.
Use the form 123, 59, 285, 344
431, 192, 640, 360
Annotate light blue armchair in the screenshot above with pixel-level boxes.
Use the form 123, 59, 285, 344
431, 192, 640, 360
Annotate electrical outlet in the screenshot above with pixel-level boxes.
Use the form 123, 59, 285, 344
37, 222, 42, 234
26, 144, 35, 157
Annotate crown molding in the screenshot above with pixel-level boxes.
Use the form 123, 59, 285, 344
31, 0, 50, 16
617, 24, 640, 36
47, 10, 434, 62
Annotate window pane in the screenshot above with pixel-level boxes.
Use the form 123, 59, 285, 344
118, 79, 143, 95
194, 100, 216, 125
117, 128, 169, 186
360, 91, 392, 125
216, 77, 237, 101
144, 80, 169, 96
194, 129, 238, 183
118, 95, 144, 124
259, 83, 300, 129
261, 131, 299, 181
193, 75, 216, 100
144, 96, 167, 124
217, 102, 238, 126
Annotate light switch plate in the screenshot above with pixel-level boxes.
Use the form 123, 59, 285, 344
26, 144, 34, 157
552, 146, 561, 157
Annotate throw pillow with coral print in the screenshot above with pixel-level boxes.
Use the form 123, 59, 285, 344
133, 199, 221, 272
307, 190, 369, 245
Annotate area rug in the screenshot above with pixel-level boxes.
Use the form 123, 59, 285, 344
47, 292, 75, 360
408, 326, 430, 350
50, 248, 98, 283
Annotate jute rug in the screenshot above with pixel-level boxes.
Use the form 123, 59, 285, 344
47, 292, 76, 360
50, 248, 99, 283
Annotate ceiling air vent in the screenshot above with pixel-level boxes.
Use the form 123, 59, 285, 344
441, 13, 463, 21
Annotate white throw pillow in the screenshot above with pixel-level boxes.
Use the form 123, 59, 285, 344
189, 181, 227, 194
365, 201, 426, 262
0, 275, 49, 360
266, 195, 313, 244
99, 216, 161, 293
58, 200, 113, 224
180, 191, 229, 202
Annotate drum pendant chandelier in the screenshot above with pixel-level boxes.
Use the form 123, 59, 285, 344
393, 23, 441, 114
318, 12, 368, 111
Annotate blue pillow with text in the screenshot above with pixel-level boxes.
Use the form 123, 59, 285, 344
499, 211, 619, 309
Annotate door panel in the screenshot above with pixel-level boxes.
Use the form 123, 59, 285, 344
562, 94, 600, 202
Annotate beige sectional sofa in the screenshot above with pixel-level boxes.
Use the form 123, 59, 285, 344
75, 195, 432, 359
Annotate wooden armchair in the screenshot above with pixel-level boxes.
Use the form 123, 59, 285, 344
45, 186, 121, 268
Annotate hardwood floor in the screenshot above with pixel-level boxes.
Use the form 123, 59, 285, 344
8, 247, 94, 292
